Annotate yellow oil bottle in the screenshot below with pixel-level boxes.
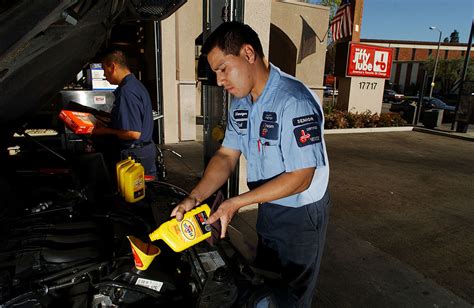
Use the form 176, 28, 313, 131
119, 159, 135, 197
149, 204, 211, 252
116, 156, 133, 193
123, 162, 145, 203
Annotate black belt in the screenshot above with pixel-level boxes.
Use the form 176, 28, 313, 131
124, 141, 152, 149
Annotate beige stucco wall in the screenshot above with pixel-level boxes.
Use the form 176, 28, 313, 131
338, 77, 385, 114
244, 0, 272, 57
271, 1, 329, 99
161, 14, 179, 144
162, 0, 202, 143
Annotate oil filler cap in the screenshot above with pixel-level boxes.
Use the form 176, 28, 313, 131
213, 267, 230, 282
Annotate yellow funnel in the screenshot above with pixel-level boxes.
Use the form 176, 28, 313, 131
127, 236, 160, 271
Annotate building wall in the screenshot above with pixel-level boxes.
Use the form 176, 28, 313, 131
175, 0, 202, 141
245, 0, 272, 57
161, 0, 202, 143
414, 49, 429, 61
270, 1, 329, 99
161, 14, 179, 144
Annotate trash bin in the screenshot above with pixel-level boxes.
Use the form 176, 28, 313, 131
422, 109, 443, 129
401, 105, 416, 124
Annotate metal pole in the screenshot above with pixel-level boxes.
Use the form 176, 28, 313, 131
452, 20, 474, 131
429, 29, 442, 99
153, 21, 164, 145
416, 70, 428, 125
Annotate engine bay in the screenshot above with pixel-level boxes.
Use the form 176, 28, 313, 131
0, 150, 268, 308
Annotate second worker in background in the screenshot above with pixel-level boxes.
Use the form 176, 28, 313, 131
92, 50, 157, 178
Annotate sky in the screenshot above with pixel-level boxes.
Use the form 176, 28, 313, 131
360, 0, 473, 43
311, 0, 473, 43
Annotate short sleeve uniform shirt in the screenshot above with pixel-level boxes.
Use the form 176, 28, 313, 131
110, 74, 154, 147
222, 64, 329, 207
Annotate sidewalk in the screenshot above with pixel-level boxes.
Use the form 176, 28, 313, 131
413, 122, 474, 141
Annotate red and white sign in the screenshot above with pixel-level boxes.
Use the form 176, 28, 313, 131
347, 43, 393, 79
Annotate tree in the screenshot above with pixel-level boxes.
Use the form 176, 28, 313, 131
443, 37, 449, 43
449, 30, 460, 43
317, 0, 343, 19
423, 58, 474, 95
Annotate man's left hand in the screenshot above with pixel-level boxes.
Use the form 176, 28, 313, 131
206, 198, 240, 239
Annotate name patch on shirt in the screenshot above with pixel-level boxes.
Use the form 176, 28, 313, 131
262, 111, 277, 122
260, 121, 279, 140
236, 121, 248, 129
293, 123, 321, 147
234, 110, 248, 119
292, 114, 318, 126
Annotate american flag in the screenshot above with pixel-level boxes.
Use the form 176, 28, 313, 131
330, 0, 353, 41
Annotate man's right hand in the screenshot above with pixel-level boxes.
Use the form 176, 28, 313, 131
171, 195, 200, 221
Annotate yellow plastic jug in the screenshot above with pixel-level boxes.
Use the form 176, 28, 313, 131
116, 156, 132, 193
149, 204, 211, 252
123, 162, 145, 203
119, 159, 135, 197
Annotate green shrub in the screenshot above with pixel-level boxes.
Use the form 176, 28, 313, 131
324, 109, 406, 129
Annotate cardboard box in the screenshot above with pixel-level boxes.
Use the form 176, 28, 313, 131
59, 110, 96, 134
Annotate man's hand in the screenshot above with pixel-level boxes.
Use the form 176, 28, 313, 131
206, 198, 240, 239
171, 195, 200, 221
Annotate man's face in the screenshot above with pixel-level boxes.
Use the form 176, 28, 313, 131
102, 62, 116, 85
207, 46, 254, 98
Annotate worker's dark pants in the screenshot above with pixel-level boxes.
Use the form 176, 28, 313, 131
255, 189, 331, 308
120, 142, 157, 177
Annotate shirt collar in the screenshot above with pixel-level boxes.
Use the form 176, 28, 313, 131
252, 63, 280, 106
120, 73, 134, 86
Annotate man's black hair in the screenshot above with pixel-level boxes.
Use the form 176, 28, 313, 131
101, 49, 129, 68
201, 21, 264, 59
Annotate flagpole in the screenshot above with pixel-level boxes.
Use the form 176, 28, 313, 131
352, 0, 363, 43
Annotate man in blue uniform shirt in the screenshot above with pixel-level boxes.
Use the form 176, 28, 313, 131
171, 22, 330, 307
92, 50, 156, 177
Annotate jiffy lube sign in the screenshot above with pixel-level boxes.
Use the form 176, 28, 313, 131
346, 43, 393, 79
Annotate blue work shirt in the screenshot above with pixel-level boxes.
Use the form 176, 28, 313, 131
110, 74, 154, 147
222, 64, 329, 207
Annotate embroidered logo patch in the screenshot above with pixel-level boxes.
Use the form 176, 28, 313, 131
236, 121, 247, 129
293, 123, 321, 147
259, 121, 279, 140
292, 114, 318, 126
234, 110, 248, 119
262, 111, 277, 122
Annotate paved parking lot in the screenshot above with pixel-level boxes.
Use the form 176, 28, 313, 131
164, 130, 474, 307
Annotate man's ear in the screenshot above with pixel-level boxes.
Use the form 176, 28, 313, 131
241, 44, 256, 64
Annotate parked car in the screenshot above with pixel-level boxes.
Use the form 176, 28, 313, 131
324, 86, 338, 97
422, 97, 455, 111
383, 89, 404, 103
389, 97, 455, 123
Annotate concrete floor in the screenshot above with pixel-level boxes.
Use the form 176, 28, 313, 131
163, 130, 474, 307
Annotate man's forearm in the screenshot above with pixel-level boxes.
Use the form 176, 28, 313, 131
93, 127, 140, 140
231, 167, 315, 209
190, 148, 240, 203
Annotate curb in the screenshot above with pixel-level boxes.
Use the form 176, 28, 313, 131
413, 127, 474, 142
324, 126, 413, 135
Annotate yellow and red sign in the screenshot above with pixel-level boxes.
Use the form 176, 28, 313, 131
347, 43, 393, 79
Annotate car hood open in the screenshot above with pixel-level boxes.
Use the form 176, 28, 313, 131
0, 0, 185, 131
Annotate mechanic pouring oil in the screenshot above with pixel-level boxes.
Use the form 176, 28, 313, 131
149, 204, 211, 252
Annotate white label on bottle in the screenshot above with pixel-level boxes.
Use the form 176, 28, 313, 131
198, 251, 226, 272
135, 278, 163, 292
